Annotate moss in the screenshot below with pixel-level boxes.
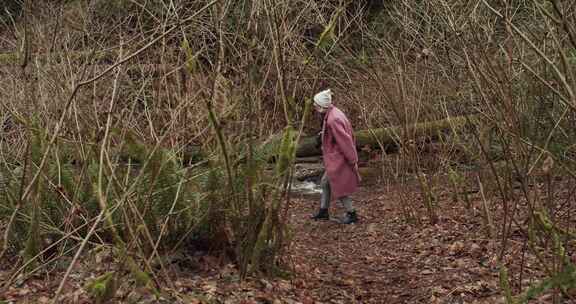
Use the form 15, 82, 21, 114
85, 272, 117, 304
0, 53, 18, 64
355, 115, 475, 148
275, 126, 296, 177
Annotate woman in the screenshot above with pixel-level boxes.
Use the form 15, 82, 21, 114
310, 89, 360, 224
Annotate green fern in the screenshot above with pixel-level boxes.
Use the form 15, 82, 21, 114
121, 133, 196, 248
21, 122, 47, 269
0, 166, 25, 254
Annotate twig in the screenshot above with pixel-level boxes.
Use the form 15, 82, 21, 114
0, 141, 29, 261
481, 0, 576, 110
51, 209, 106, 303
50, 57, 124, 303
477, 174, 495, 239
19, 0, 220, 208
1, 217, 96, 291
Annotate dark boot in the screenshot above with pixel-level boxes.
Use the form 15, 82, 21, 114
340, 211, 358, 224
311, 208, 329, 220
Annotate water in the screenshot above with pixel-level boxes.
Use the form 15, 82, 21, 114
290, 180, 322, 194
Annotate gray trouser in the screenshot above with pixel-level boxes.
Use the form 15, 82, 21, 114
320, 172, 354, 212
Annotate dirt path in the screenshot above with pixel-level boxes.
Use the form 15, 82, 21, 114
287, 185, 504, 303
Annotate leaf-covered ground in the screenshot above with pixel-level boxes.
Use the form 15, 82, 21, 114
285, 185, 504, 304
0, 174, 564, 303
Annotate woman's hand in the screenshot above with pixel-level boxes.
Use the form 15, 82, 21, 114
315, 131, 322, 149
354, 163, 361, 182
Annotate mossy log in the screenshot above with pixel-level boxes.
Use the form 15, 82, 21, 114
35, 141, 203, 166
295, 115, 477, 157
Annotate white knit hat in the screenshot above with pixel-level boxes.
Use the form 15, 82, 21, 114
313, 89, 332, 108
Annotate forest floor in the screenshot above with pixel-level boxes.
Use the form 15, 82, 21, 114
0, 170, 563, 304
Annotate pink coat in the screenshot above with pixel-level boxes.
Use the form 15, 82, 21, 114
321, 106, 359, 199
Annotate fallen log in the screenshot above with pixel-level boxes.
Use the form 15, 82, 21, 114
295, 115, 476, 157
42, 115, 475, 165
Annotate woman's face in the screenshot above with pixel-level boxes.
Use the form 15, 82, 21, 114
314, 104, 326, 113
